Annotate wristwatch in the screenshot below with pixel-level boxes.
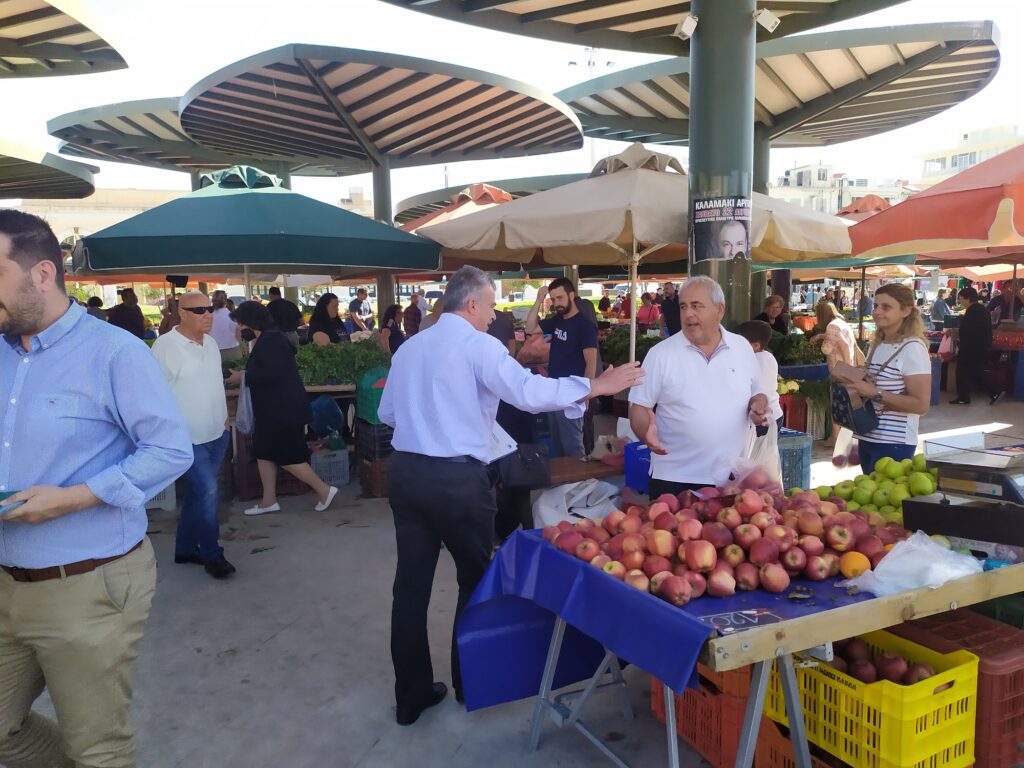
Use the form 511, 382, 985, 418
870, 391, 884, 404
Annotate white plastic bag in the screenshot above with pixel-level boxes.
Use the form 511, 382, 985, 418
840, 531, 983, 596
235, 372, 255, 435
532, 479, 621, 528
733, 421, 783, 493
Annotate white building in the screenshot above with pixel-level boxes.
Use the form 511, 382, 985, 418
918, 125, 1022, 184
773, 163, 913, 214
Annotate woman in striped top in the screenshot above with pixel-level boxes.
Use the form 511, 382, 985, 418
846, 284, 932, 473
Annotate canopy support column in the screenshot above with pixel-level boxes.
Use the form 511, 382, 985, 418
629, 241, 639, 363
189, 170, 202, 192
243, 264, 251, 301
754, 125, 787, 318
688, 0, 756, 329
373, 157, 396, 321
858, 267, 867, 341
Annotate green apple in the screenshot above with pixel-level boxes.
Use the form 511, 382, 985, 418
878, 479, 896, 492
857, 478, 878, 493
930, 535, 951, 549
788, 487, 804, 497
929, 468, 938, 478
815, 486, 834, 501
883, 510, 903, 524
908, 472, 935, 497
874, 456, 894, 474
888, 485, 912, 507
912, 454, 927, 472
872, 488, 891, 508
955, 547, 973, 556
900, 458, 914, 473
860, 504, 878, 514
846, 501, 861, 511
885, 461, 906, 480
853, 474, 870, 485
852, 486, 874, 506
870, 472, 883, 483
834, 480, 856, 500
879, 505, 896, 516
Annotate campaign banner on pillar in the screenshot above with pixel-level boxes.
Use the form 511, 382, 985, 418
691, 196, 752, 262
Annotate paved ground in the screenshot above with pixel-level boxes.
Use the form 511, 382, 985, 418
28, 397, 1021, 768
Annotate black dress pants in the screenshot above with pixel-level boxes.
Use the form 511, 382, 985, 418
388, 451, 496, 710
956, 353, 996, 402
647, 478, 711, 499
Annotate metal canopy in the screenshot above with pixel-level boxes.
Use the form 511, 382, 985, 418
555, 21, 1000, 147
380, 0, 909, 56
0, 139, 95, 198
394, 173, 586, 224
48, 98, 343, 176
179, 44, 583, 174
0, 1, 126, 78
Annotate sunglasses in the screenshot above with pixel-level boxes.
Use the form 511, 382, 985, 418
182, 306, 215, 315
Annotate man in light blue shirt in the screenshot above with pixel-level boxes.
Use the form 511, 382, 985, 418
379, 265, 643, 724
0, 210, 193, 767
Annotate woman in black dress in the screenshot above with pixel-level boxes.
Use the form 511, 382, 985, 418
378, 303, 405, 354
753, 294, 790, 336
308, 293, 346, 345
230, 301, 338, 515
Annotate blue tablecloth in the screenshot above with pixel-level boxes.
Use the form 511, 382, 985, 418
457, 530, 875, 712
779, 363, 829, 381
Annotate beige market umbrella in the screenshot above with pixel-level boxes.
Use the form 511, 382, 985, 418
423, 143, 853, 359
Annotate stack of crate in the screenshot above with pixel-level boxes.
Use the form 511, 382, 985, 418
355, 418, 392, 497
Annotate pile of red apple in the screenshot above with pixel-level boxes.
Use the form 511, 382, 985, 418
540, 476, 913, 608
828, 637, 939, 686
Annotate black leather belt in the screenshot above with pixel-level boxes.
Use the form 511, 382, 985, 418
394, 451, 483, 465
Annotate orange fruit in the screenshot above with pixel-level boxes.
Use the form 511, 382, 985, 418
840, 551, 871, 579
883, 543, 896, 552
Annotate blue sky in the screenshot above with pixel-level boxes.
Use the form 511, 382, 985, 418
4, 0, 1022, 206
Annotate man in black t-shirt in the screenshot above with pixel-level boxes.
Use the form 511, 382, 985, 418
348, 287, 375, 331
526, 278, 598, 457
658, 281, 681, 336
266, 286, 303, 347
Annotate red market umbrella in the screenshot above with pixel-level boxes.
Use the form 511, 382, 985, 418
400, 183, 514, 234
851, 144, 1024, 258
837, 194, 891, 222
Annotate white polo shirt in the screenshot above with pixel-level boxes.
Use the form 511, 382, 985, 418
151, 328, 229, 445
629, 327, 767, 485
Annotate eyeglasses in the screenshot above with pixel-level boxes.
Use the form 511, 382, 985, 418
181, 306, 215, 315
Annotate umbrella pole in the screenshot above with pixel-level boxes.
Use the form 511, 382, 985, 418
244, 264, 251, 301
1010, 263, 1018, 321
630, 239, 638, 363
858, 267, 866, 341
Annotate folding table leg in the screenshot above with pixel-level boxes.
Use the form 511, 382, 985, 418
528, 617, 567, 752
779, 653, 812, 768
734, 659, 771, 768
663, 681, 680, 768
607, 656, 633, 721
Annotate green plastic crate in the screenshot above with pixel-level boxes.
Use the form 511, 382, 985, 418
972, 592, 1024, 630
356, 366, 389, 425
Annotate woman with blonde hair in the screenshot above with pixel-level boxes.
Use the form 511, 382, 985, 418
845, 284, 931, 471
810, 300, 857, 368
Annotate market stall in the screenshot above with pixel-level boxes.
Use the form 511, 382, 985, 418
457, 444, 1024, 768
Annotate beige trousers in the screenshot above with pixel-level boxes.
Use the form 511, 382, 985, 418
0, 538, 156, 768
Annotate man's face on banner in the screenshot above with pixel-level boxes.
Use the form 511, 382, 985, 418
717, 220, 748, 259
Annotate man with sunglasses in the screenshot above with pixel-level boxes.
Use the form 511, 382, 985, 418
152, 291, 236, 579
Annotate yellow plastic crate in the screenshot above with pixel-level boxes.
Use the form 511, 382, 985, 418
765, 629, 979, 768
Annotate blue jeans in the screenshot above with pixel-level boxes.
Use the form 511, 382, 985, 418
547, 412, 584, 458
857, 439, 915, 474
176, 430, 230, 562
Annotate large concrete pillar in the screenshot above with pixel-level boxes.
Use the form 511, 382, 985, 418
373, 158, 397, 317
752, 125, 775, 318
688, 0, 757, 329
189, 170, 202, 191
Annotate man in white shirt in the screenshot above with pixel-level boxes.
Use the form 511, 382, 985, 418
152, 291, 236, 579
209, 289, 240, 361
378, 266, 643, 725
629, 276, 770, 498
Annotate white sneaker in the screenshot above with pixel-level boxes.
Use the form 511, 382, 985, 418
244, 502, 280, 516
315, 486, 339, 512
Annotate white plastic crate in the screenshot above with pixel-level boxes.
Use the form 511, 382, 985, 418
145, 483, 177, 512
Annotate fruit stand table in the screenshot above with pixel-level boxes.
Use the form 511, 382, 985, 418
458, 530, 1024, 768
548, 457, 622, 486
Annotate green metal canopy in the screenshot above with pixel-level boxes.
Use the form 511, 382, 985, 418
0, 138, 96, 198
751, 254, 915, 271
73, 166, 440, 276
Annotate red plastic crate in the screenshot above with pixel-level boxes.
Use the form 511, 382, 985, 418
232, 430, 312, 501
891, 610, 1024, 768
780, 393, 808, 433
756, 718, 840, 768
651, 677, 746, 768
358, 457, 389, 498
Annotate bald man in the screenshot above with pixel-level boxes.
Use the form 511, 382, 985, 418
151, 292, 236, 579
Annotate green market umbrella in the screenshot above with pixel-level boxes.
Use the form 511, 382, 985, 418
73, 167, 440, 290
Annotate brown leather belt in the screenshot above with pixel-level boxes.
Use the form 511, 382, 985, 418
2, 540, 143, 584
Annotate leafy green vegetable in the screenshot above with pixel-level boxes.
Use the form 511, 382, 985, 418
294, 340, 391, 386
768, 332, 825, 366
599, 327, 663, 366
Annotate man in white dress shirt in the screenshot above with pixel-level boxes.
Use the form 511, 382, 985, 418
629, 276, 770, 497
378, 266, 643, 725
209, 290, 240, 361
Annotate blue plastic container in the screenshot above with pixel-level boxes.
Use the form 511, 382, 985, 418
778, 364, 829, 381
624, 441, 651, 493
777, 428, 812, 491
